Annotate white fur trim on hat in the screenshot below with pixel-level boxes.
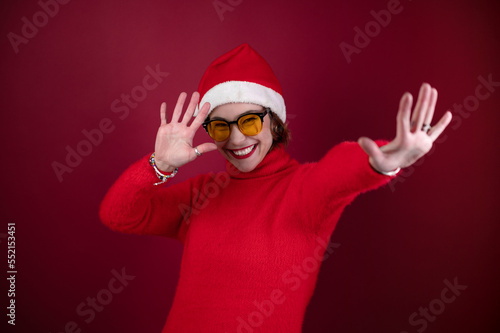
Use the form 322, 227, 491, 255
195, 81, 286, 122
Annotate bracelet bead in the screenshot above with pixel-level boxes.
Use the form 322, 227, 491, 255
149, 153, 178, 185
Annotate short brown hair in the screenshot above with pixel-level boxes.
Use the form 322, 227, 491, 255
269, 111, 291, 149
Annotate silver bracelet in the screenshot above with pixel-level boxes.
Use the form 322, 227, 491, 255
149, 153, 178, 185
370, 164, 401, 177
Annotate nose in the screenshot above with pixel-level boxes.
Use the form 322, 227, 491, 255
227, 123, 246, 145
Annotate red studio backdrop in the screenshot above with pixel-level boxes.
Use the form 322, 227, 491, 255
1, 0, 499, 332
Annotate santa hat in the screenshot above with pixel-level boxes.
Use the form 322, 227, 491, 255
195, 43, 286, 122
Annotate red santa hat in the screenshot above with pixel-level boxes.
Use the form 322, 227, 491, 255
195, 43, 286, 122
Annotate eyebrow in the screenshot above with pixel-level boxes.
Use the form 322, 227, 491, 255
209, 109, 264, 122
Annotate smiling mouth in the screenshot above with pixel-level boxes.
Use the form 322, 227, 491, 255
227, 144, 257, 159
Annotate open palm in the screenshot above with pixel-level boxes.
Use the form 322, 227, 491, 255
154, 92, 217, 172
358, 83, 452, 173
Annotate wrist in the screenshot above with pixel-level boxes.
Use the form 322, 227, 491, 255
156, 163, 176, 173
149, 153, 178, 185
369, 161, 401, 177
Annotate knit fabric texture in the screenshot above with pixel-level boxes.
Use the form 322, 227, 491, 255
99, 142, 393, 332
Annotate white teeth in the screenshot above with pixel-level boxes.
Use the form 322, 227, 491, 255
232, 145, 254, 156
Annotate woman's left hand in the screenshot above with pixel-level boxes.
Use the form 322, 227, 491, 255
358, 83, 453, 173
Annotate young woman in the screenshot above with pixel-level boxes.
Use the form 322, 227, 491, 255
100, 43, 452, 332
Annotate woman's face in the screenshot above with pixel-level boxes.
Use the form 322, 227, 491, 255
209, 103, 273, 173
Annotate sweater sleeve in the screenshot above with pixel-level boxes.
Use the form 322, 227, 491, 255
99, 154, 206, 242
295, 140, 396, 234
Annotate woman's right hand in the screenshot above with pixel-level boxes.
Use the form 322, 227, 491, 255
154, 92, 218, 172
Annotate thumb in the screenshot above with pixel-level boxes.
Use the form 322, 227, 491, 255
195, 142, 218, 155
357, 137, 382, 160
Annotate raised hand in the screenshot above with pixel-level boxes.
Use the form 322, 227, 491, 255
358, 83, 452, 173
154, 92, 218, 172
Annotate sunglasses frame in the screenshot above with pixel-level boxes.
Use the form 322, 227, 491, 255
202, 107, 270, 141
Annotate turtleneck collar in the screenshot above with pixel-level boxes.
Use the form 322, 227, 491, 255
225, 145, 299, 180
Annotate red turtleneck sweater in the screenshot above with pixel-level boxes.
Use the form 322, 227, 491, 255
99, 142, 394, 332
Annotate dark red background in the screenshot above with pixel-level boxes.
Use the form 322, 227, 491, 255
1, 0, 499, 332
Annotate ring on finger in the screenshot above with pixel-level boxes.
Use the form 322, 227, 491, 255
194, 147, 202, 157
422, 124, 431, 133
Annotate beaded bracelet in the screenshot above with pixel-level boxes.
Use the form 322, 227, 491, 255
149, 153, 178, 185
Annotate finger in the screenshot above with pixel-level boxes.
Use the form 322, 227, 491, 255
423, 88, 438, 129
181, 92, 200, 125
411, 83, 431, 132
428, 111, 452, 142
160, 102, 167, 125
171, 92, 187, 123
358, 137, 384, 161
396, 92, 412, 138
195, 142, 218, 155
190, 102, 211, 130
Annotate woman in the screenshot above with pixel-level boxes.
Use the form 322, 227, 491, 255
100, 43, 452, 332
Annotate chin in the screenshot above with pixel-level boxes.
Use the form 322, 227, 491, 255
226, 153, 261, 173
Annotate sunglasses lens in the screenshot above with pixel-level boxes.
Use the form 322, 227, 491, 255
238, 114, 262, 136
207, 121, 230, 141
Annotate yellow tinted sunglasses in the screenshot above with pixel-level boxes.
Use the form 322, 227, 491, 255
202, 108, 269, 142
